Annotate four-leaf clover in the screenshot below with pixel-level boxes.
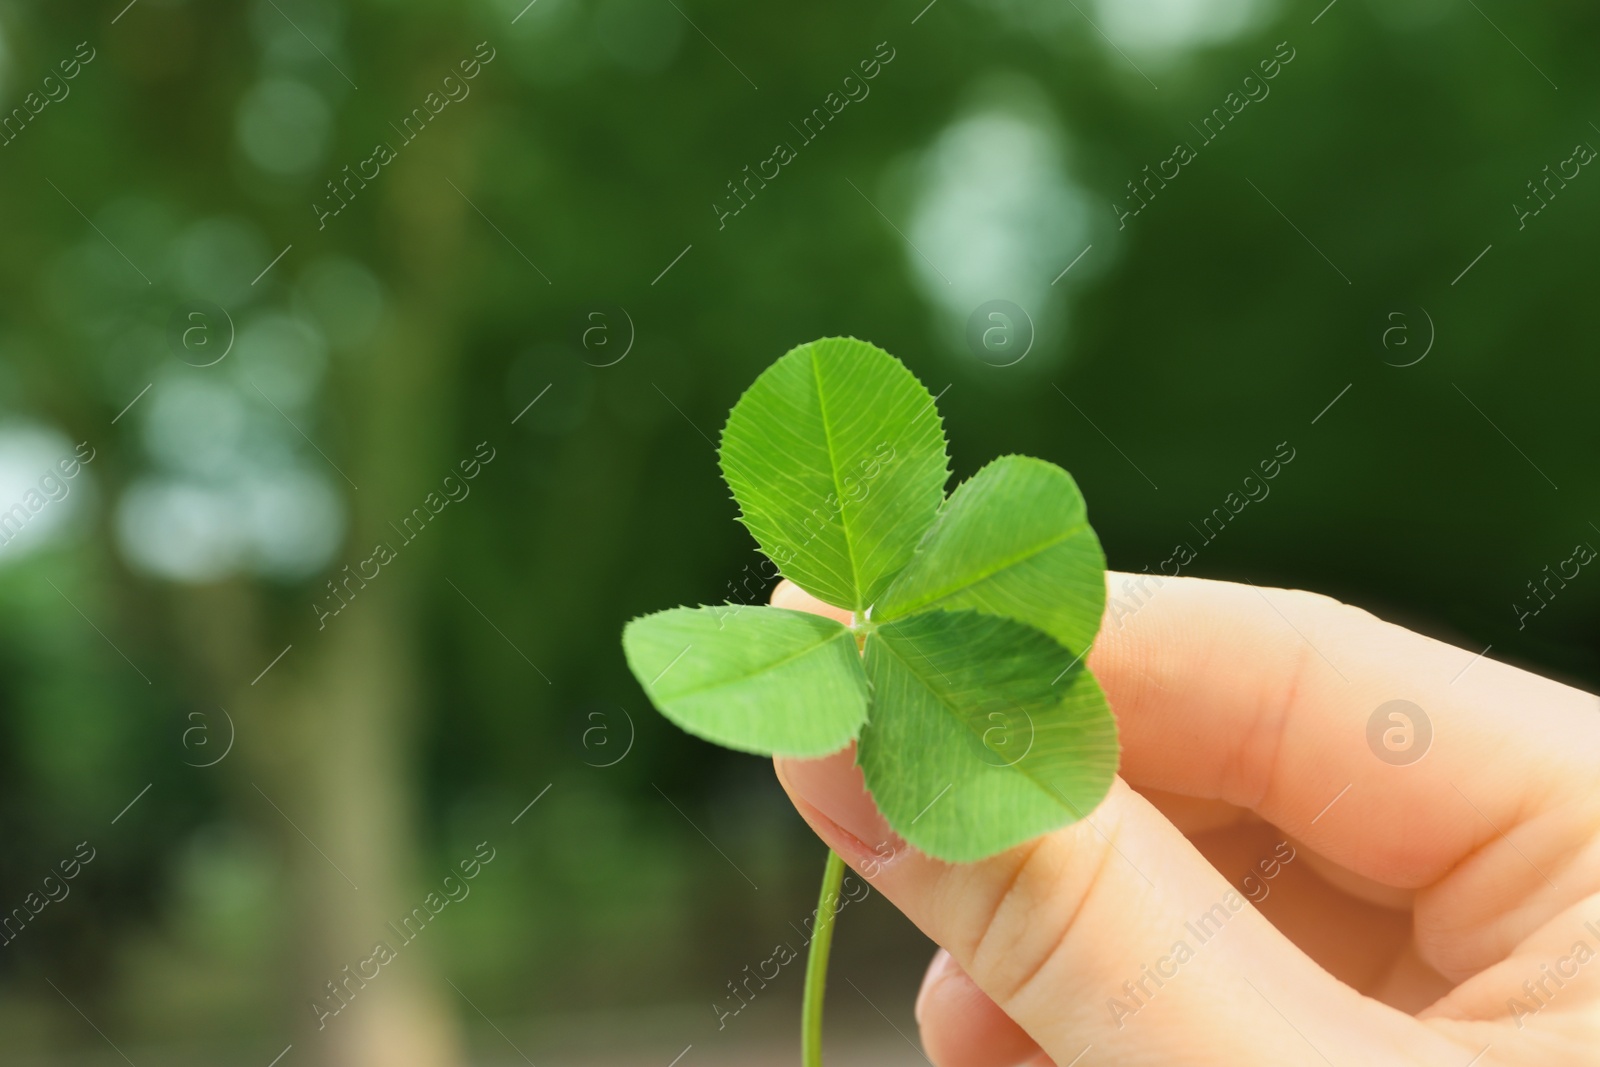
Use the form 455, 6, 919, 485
623, 337, 1118, 862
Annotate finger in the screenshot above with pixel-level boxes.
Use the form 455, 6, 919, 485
1186, 820, 1415, 999
912, 822, 1417, 1064
1092, 573, 1600, 976
1420, 895, 1600, 1036
916, 949, 1043, 1067
771, 578, 853, 624
776, 752, 1472, 1066
1095, 573, 1596, 873
1133, 786, 1253, 836
778, 577, 1046, 1067
1418, 891, 1600, 1062
780, 573, 1596, 886
771, 574, 1600, 981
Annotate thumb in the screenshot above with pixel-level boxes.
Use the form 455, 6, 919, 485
774, 750, 1453, 1065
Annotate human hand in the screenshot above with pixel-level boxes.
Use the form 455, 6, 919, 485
771, 573, 1600, 1066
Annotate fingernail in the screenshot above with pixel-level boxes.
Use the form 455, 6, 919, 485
914, 949, 957, 1025
774, 752, 901, 867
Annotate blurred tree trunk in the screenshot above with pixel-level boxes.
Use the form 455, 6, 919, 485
284, 588, 462, 1067
174, 100, 478, 1067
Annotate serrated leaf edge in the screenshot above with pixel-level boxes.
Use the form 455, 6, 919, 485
714, 336, 953, 611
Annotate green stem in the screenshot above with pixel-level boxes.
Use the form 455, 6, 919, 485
801, 849, 847, 1067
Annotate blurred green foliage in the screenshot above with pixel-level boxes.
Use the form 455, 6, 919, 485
0, 0, 1594, 1060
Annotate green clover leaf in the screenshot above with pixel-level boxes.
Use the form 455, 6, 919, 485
620, 605, 868, 759
861, 610, 1117, 862
622, 336, 1118, 863
875, 454, 1106, 656
717, 336, 949, 613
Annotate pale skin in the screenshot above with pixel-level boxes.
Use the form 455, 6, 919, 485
769, 573, 1600, 1066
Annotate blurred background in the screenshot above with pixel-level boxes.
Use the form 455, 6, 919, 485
0, 0, 1595, 1062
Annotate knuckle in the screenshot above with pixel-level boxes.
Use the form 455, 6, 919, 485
965, 820, 1120, 1009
